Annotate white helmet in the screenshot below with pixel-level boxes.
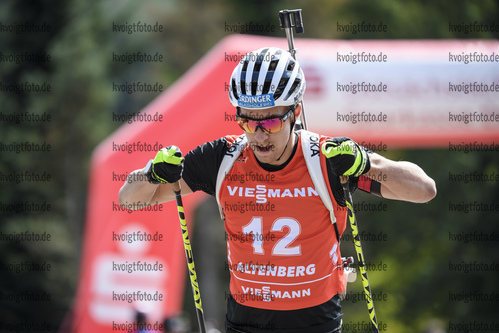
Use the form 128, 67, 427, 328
229, 47, 306, 109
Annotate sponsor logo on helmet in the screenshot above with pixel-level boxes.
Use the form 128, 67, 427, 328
238, 94, 275, 108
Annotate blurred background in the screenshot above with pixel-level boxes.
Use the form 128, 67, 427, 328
1, 0, 498, 332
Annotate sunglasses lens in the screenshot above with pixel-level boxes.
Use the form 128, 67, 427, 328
258, 118, 283, 133
236, 107, 292, 134
236, 117, 283, 134
236, 118, 256, 133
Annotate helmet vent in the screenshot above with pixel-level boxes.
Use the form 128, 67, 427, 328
252, 81, 259, 95
262, 80, 272, 95
241, 79, 247, 95
231, 78, 239, 100
269, 60, 279, 71
242, 60, 249, 72
284, 78, 301, 101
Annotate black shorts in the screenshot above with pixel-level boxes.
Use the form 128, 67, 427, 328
225, 293, 343, 333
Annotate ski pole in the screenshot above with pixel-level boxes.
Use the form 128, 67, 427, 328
172, 181, 207, 333
278, 8, 342, 243
278, 9, 308, 130
340, 176, 379, 333
279, 8, 379, 331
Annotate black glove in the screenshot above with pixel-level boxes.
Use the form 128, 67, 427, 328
148, 146, 184, 184
321, 137, 370, 177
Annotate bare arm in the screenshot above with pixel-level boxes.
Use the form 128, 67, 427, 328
118, 166, 193, 208
364, 153, 437, 203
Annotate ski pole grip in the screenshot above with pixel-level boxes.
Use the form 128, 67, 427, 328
293, 10, 304, 34
172, 181, 180, 192
278, 10, 292, 29
340, 175, 349, 185
278, 9, 304, 33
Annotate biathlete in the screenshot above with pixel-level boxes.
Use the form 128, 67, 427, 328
119, 47, 436, 333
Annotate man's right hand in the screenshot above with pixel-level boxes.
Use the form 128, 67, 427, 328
148, 146, 184, 184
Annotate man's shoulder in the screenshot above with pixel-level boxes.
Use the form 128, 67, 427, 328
195, 135, 242, 151
185, 135, 246, 162
297, 129, 333, 141
188, 136, 231, 154
224, 134, 243, 145
295, 129, 332, 140
183, 135, 244, 196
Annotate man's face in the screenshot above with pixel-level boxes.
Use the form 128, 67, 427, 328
239, 105, 298, 165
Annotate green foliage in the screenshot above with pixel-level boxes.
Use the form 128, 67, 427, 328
339, 149, 499, 331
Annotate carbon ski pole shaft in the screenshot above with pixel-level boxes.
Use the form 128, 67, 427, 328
172, 181, 207, 333
340, 176, 379, 333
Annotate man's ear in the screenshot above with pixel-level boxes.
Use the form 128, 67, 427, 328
294, 103, 302, 119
